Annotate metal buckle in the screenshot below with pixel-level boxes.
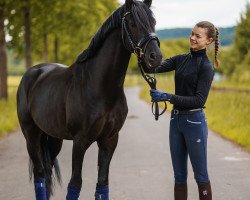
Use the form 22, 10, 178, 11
134, 47, 144, 58
173, 109, 179, 115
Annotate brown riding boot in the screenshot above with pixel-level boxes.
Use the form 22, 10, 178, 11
198, 182, 212, 200
174, 183, 187, 200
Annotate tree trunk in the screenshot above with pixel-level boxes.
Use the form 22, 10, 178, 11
43, 32, 48, 62
0, 3, 8, 100
54, 35, 59, 62
23, 0, 32, 69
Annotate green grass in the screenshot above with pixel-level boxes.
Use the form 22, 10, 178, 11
137, 74, 250, 150
205, 91, 250, 150
0, 76, 22, 137
212, 80, 250, 91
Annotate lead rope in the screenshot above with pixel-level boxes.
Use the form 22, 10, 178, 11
138, 59, 167, 120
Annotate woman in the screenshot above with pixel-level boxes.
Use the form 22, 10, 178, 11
143, 21, 219, 200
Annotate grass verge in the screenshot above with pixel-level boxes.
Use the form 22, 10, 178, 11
0, 76, 21, 137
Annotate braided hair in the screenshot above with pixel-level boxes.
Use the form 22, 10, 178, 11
196, 21, 220, 68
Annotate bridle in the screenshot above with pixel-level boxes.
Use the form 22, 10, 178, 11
121, 11, 160, 59
121, 11, 167, 120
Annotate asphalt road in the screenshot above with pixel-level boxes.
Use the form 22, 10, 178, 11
0, 87, 250, 200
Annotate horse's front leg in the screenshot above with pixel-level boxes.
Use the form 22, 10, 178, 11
66, 137, 91, 200
95, 134, 119, 200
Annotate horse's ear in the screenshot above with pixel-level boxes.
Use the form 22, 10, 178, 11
125, 0, 133, 11
143, 0, 152, 7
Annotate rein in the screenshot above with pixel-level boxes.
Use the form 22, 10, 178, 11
138, 59, 167, 120
121, 11, 167, 120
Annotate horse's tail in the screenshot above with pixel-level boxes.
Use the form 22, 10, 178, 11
29, 134, 62, 197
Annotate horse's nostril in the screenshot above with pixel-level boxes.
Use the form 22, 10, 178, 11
149, 52, 156, 60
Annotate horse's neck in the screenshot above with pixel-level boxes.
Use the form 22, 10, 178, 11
80, 29, 131, 91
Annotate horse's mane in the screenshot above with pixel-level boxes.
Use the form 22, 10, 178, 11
75, 6, 124, 63
75, 1, 156, 64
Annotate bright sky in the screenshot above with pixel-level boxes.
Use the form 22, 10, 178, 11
118, 0, 249, 30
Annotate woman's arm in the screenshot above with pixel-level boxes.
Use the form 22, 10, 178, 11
169, 62, 214, 109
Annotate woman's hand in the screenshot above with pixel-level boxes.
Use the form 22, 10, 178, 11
150, 89, 172, 102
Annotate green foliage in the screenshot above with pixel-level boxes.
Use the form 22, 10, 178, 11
160, 38, 189, 57
234, 3, 250, 61
220, 3, 250, 82
232, 51, 250, 82
6, 0, 119, 66
7, 49, 25, 75
215, 46, 236, 76
0, 76, 21, 137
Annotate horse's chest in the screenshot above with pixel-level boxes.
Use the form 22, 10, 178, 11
88, 102, 128, 140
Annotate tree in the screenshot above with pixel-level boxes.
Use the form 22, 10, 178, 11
6, 0, 32, 69
234, 3, 250, 61
232, 3, 250, 81
23, 0, 32, 68
6, 0, 119, 68
0, 2, 8, 99
218, 3, 250, 81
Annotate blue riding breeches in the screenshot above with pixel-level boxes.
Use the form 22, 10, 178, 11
169, 110, 210, 185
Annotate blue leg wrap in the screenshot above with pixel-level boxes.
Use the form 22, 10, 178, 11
95, 185, 109, 200
34, 178, 47, 200
66, 185, 81, 200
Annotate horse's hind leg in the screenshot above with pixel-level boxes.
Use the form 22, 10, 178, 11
95, 134, 119, 200
23, 124, 62, 200
22, 124, 48, 200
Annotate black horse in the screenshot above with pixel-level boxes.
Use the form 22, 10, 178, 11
17, 0, 162, 199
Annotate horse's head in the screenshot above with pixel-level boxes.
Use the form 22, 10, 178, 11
122, 0, 162, 68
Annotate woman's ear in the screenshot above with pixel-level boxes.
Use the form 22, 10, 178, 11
206, 38, 214, 45
125, 0, 133, 11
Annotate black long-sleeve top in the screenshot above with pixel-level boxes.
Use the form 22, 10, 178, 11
143, 48, 214, 110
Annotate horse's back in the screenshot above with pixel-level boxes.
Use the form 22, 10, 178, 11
19, 63, 68, 93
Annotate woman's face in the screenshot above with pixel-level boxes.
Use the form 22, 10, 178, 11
190, 26, 213, 51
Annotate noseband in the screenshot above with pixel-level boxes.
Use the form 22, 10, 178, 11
121, 11, 160, 59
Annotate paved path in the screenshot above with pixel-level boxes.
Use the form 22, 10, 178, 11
0, 87, 250, 199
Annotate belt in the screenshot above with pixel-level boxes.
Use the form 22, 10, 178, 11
172, 108, 203, 115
